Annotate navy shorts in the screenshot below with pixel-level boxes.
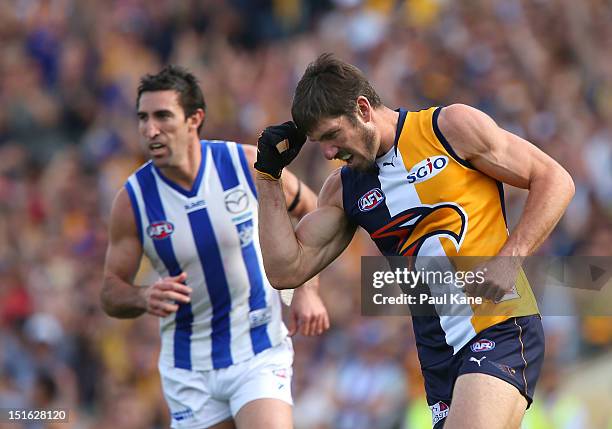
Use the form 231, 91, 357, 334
422, 315, 545, 429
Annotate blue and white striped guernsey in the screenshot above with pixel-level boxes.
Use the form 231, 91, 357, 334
125, 140, 287, 370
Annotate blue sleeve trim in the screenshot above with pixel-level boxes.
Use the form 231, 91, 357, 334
237, 144, 257, 197
496, 180, 508, 227
432, 106, 476, 170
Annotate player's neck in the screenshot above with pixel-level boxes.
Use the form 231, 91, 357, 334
375, 106, 400, 156
159, 138, 202, 190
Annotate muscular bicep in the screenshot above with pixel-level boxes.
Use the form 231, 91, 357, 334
294, 205, 356, 275
439, 104, 560, 189
292, 170, 357, 279
103, 188, 144, 285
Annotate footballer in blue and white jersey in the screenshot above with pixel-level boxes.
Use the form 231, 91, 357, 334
102, 65, 329, 429
126, 140, 285, 371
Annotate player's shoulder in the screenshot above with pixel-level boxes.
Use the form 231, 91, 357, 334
239, 143, 257, 162
318, 167, 344, 209
116, 161, 154, 214
436, 104, 500, 161
110, 186, 134, 220
106, 185, 140, 241
436, 103, 488, 137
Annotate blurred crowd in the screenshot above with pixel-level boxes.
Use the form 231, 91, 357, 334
0, 0, 611, 428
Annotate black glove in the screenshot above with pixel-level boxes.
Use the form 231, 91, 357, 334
255, 121, 306, 180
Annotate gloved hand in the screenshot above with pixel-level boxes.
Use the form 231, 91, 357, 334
254, 121, 306, 180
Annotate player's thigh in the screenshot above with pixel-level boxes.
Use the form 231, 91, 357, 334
227, 339, 294, 428
159, 363, 232, 429
227, 338, 294, 411
235, 398, 292, 429
444, 372, 526, 429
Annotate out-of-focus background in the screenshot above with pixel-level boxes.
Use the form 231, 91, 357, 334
0, 0, 611, 428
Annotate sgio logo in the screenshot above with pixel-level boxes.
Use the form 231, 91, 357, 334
358, 188, 385, 212
147, 221, 175, 240
407, 156, 448, 184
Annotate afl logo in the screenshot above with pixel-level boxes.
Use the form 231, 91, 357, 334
407, 156, 448, 184
147, 221, 174, 240
358, 188, 385, 212
470, 339, 495, 353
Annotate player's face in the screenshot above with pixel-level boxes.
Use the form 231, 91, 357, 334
309, 114, 379, 172
137, 90, 193, 168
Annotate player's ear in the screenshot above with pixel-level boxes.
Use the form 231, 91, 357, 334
188, 109, 205, 131
356, 96, 371, 122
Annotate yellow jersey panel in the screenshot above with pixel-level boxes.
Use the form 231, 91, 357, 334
396, 107, 538, 331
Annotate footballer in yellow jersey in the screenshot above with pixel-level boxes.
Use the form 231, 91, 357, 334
255, 54, 574, 429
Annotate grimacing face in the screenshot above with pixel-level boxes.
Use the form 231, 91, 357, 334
137, 90, 195, 169
309, 114, 379, 172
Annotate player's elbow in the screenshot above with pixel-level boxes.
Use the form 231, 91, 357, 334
100, 287, 117, 317
267, 274, 300, 290
99, 276, 137, 318
100, 283, 120, 317
564, 170, 575, 200
101, 304, 120, 318
534, 161, 575, 207
555, 165, 575, 205
265, 267, 306, 289
565, 173, 575, 210
262, 253, 306, 289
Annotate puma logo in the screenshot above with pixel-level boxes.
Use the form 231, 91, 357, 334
382, 156, 396, 167
470, 356, 486, 367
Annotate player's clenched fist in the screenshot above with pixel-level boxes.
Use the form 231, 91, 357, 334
254, 121, 306, 180
142, 272, 192, 317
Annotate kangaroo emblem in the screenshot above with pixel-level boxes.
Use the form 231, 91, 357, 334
470, 356, 486, 367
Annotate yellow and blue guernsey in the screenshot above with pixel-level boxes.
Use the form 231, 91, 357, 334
125, 140, 286, 371
342, 107, 539, 362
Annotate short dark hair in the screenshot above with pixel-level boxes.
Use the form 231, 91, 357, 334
137, 65, 206, 133
291, 53, 382, 134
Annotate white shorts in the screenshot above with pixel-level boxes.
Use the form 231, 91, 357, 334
159, 338, 294, 429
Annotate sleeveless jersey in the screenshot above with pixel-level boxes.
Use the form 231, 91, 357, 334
341, 107, 539, 362
125, 140, 286, 371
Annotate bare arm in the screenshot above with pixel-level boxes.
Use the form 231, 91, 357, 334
245, 144, 330, 333
101, 188, 191, 318
438, 104, 575, 257
255, 168, 357, 289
